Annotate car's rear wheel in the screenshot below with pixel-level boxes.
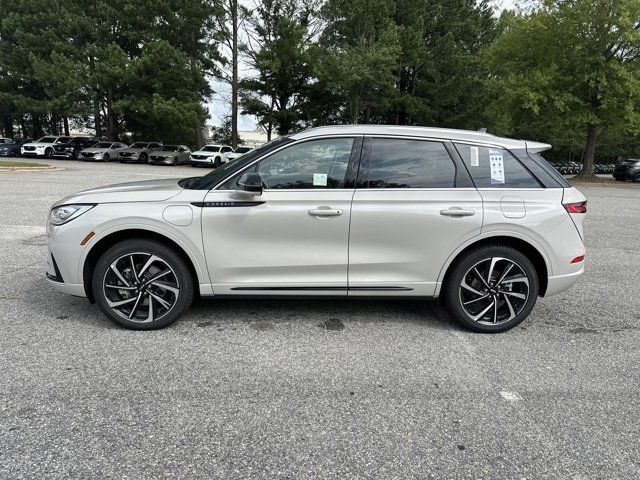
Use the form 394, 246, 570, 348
443, 245, 538, 333
633, 173, 640, 183
139, 153, 148, 163
45, 148, 53, 159
214, 156, 222, 167
92, 239, 194, 330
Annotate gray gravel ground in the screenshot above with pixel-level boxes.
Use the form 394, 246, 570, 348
1, 158, 639, 479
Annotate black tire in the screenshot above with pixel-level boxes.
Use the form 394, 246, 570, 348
104, 153, 110, 162
172, 156, 178, 165
442, 245, 539, 333
139, 152, 148, 163
633, 173, 640, 184
45, 147, 54, 159
92, 239, 194, 330
214, 156, 222, 168
11, 149, 18, 157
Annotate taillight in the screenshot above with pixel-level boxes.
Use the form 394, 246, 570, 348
564, 201, 587, 214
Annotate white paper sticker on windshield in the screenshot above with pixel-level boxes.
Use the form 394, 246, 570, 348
313, 173, 328, 186
470, 146, 479, 167
489, 149, 505, 184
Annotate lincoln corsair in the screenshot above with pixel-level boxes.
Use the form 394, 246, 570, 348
47, 126, 586, 332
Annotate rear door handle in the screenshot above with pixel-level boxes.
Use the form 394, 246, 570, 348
308, 207, 343, 217
440, 207, 476, 217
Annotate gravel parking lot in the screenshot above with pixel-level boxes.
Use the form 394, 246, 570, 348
1, 158, 639, 479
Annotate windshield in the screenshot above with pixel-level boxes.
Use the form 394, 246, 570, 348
130, 143, 148, 149
38, 137, 57, 143
56, 137, 72, 143
95, 142, 112, 148
201, 145, 220, 152
160, 145, 178, 151
184, 136, 292, 190
235, 147, 252, 153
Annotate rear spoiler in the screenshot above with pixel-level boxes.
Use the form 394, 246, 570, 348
526, 141, 552, 153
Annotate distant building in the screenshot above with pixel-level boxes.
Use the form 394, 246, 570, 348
202, 124, 276, 147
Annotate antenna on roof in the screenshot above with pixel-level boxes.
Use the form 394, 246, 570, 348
477, 128, 487, 133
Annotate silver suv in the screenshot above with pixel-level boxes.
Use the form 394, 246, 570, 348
47, 126, 586, 332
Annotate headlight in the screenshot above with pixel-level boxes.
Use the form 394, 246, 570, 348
49, 204, 95, 226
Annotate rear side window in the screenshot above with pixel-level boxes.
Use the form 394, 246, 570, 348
455, 143, 540, 188
360, 138, 456, 188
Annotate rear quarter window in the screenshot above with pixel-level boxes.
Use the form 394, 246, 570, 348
455, 143, 541, 188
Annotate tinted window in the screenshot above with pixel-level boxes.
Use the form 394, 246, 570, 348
38, 137, 58, 143
95, 142, 112, 148
130, 143, 147, 148
202, 145, 220, 152
235, 147, 252, 153
248, 138, 354, 190
455, 143, 540, 188
160, 145, 178, 151
361, 138, 455, 188
221, 146, 233, 153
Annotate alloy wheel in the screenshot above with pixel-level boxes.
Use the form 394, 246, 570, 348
458, 257, 529, 325
102, 252, 180, 323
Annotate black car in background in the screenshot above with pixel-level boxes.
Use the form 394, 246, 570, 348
613, 159, 640, 183
0, 138, 32, 157
53, 137, 103, 159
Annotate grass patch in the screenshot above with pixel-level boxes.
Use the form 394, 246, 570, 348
0, 161, 49, 168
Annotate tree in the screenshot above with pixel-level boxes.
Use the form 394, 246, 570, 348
240, 0, 316, 138
486, 0, 640, 178
210, 115, 243, 144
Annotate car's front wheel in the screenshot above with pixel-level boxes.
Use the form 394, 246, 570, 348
443, 245, 539, 333
633, 173, 640, 183
103, 153, 110, 162
92, 239, 194, 329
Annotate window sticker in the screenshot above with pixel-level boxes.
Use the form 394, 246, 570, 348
489, 148, 505, 184
313, 173, 328, 186
470, 146, 479, 167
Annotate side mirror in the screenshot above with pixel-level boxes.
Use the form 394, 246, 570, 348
236, 172, 263, 196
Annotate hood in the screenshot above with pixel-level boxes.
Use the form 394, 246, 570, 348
81, 147, 109, 154
23, 141, 56, 147
192, 150, 217, 156
119, 147, 145, 153
53, 178, 184, 206
150, 150, 175, 157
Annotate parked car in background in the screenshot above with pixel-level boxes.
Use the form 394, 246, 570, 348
0, 137, 12, 144
613, 159, 640, 183
0, 138, 32, 157
53, 137, 103, 159
46, 125, 586, 333
148, 145, 192, 166
118, 142, 162, 163
21, 136, 71, 158
190, 144, 233, 167
80, 141, 128, 162
226, 146, 254, 161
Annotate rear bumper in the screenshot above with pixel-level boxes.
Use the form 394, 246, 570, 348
47, 278, 86, 297
545, 267, 584, 296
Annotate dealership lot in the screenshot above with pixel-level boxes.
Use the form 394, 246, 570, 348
1, 159, 639, 478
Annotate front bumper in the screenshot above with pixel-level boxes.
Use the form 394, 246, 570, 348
53, 151, 76, 159
21, 149, 46, 156
149, 157, 174, 165
190, 156, 215, 166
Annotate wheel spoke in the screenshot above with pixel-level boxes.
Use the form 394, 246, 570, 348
502, 291, 527, 300
503, 293, 517, 321
501, 275, 529, 287
110, 263, 130, 287
129, 255, 140, 282
150, 281, 179, 295
137, 254, 159, 277
471, 300, 495, 321
472, 267, 490, 289
128, 293, 144, 319
463, 293, 490, 305
487, 257, 500, 283
495, 262, 514, 286
106, 296, 137, 308
493, 299, 498, 323
148, 291, 171, 310
105, 284, 136, 290
146, 296, 154, 322
143, 269, 172, 285
461, 278, 484, 296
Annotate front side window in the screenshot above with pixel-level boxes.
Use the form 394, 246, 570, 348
255, 138, 354, 189
455, 143, 540, 188
360, 138, 456, 188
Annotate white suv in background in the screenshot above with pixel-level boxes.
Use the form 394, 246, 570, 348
21, 136, 70, 158
226, 146, 254, 161
46, 125, 586, 332
190, 144, 234, 167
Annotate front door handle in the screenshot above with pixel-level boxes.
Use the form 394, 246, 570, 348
440, 207, 476, 217
308, 207, 343, 217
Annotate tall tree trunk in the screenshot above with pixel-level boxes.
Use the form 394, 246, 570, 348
231, 0, 239, 148
194, 116, 204, 149
577, 123, 597, 179
3, 115, 13, 138
63, 116, 70, 136
94, 96, 103, 137
106, 89, 116, 140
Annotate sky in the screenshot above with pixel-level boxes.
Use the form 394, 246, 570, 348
206, 0, 520, 131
